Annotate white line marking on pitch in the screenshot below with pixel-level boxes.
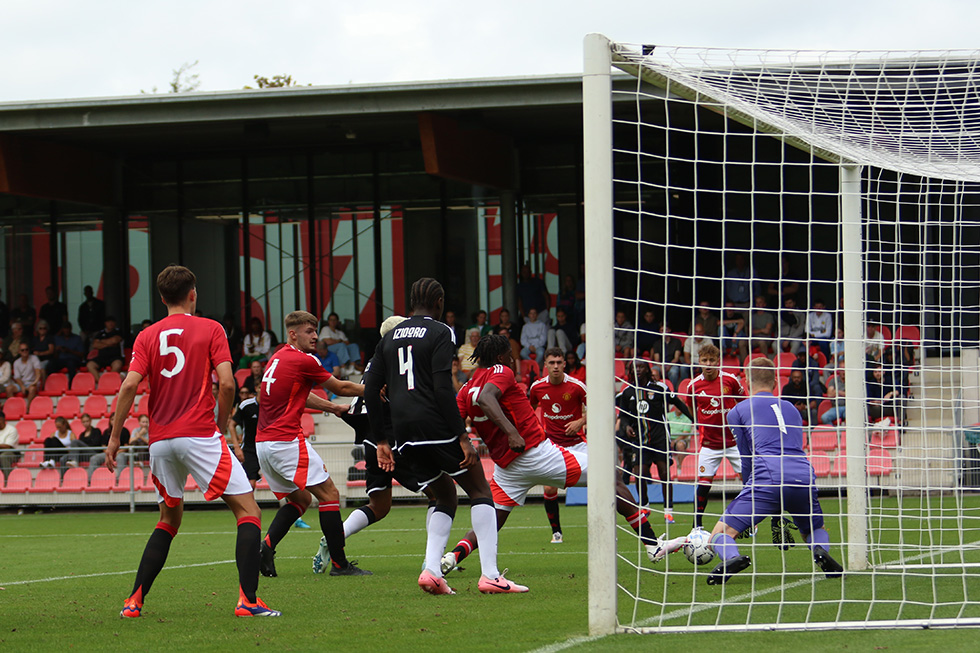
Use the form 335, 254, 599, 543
0, 524, 586, 539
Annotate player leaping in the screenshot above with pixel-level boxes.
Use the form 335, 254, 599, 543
706, 357, 843, 584
105, 265, 279, 618
442, 335, 686, 574
256, 310, 370, 578
528, 347, 587, 544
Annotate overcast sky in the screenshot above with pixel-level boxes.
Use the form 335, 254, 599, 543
3, 0, 979, 103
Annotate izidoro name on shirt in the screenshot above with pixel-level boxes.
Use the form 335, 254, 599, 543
392, 326, 428, 339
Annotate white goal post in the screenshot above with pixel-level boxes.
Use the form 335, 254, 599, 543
584, 34, 980, 635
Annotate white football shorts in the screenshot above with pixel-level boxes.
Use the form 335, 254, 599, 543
148, 433, 253, 506
696, 445, 742, 479
491, 439, 587, 510
256, 438, 330, 500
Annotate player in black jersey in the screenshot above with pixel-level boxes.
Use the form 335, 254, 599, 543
616, 361, 694, 524
230, 386, 261, 488
365, 278, 523, 594
312, 316, 436, 574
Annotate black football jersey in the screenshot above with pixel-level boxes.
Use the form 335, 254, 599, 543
232, 397, 259, 452
616, 380, 673, 441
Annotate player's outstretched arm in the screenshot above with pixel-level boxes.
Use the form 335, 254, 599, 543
305, 391, 346, 416
323, 376, 364, 397
105, 371, 143, 472
477, 383, 525, 453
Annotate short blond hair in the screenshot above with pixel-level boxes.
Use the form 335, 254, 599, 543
284, 310, 318, 332
380, 315, 408, 337
746, 357, 777, 390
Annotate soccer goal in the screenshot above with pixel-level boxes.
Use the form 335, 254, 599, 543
584, 34, 980, 634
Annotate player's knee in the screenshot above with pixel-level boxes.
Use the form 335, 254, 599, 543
368, 497, 391, 520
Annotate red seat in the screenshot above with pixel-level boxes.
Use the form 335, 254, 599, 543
1, 468, 32, 493
0, 469, 3, 489
96, 418, 110, 432
878, 325, 892, 345
867, 447, 893, 476
303, 387, 328, 413
894, 325, 921, 346
40, 373, 69, 397
718, 458, 739, 482
38, 419, 58, 442
88, 467, 115, 492
831, 454, 847, 477
613, 359, 627, 382
15, 420, 37, 444
31, 468, 61, 493
142, 472, 157, 492
301, 413, 315, 437
133, 396, 149, 417
124, 417, 140, 433
810, 452, 832, 477
69, 418, 83, 434
15, 443, 45, 468
235, 368, 251, 388
58, 467, 88, 493
94, 373, 122, 396
677, 454, 699, 481
810, 427, 840, 452
521, 359, 541, 385
3, 397, 27, 420
81, 395, 108, 419
255, 476, 270, 490
113, 466, 144, 493
136, 376, 150, 394
677, 378, 693, 401
24, 396, 54, 421
66, 372, 96, 396
54, 396, 82, 420
775, 352, 796, 374
184, 474, 199, 491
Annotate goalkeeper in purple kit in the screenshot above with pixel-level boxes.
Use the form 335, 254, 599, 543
706, 357, 844, 585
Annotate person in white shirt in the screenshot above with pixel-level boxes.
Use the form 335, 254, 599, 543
865, 324, 886, 362
8, 342, 42, 409
0, 412, 20, 476
318, 312, 362, 376
807, 300, 834, 358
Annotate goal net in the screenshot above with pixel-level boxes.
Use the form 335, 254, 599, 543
583, 34, 980, 634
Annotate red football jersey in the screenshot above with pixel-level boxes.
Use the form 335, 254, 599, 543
457, 364, 546, 468
128, 314, 231, 443
689, 371, 746, 449
528, 374, 587, 448
256, 345, 330, 442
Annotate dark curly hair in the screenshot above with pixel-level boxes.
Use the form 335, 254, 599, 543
410, 277, 444, 312
471, 334, 511, 367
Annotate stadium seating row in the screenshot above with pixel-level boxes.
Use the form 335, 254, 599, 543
3, 394, 150, 422
0, 467, 215, 494
13, 416, 143, 445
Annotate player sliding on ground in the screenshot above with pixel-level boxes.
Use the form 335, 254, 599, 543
706, 357, 844, 585
312, 315, 437, 574
442, 335, 687, 574
105, 265, 280, 618
256, 310, 369, 578
365, 278, 523, 595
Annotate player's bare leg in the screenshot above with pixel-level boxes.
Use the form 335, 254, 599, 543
309, 478, 371, 576
260, 488, 312, 577
224, 492, 280, 616
542, 484, 563, 542
121, 500, 184, 617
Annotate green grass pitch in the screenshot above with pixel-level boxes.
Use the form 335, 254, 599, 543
1, 499, 979, 651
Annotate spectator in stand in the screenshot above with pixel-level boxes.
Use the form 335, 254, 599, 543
8, 341, 43, 409
105, 412, 136, 473
614, 309, 634, 359
0, 289, 9, 339
314, 340, 342, 378
807, 300, 834, 358
556, 274, 579, 327
125, 414, 151, 466
7, 321, 25, 360
516, 263, 550, 324
443, 310, 465, 346
576, 322, 586, 361
764, 254, 803, 309
49, 321, 85, 379
867, 363, 903, 425
9, 293, 36, 335
654, 326, 686, 388
782, 369, 818, 425
31, 319, 56, 365
564, 349, 587, 384
222, 313, 243, 363
667, 403, 694, 457
683, 322, 714, 377
866, 324, 886, 363
0, 412, 19, 476
694, 301, 719, 338
239, 317, 272, 369
77, 285, 106, 347
823, 326, 846, 381
749, 295, 776, 359
38, 286, 68, 334
88, 412, 128, 478
547, 307, 578, 353
242, 359, 264, 394
820, 370, 846, 425
882, 347, 909, 404
41, 416, 73, 470
0, 349, 11, 388
457, 327, 481, 377
451, 357, 467, 394
520, 308, 548, 360
725, 253, 753, 308
720, 302, 749, 363
69, 413, 103, 468
85, 316, 125, 380
792, 347, 825, 399
779, 297, 807, 354
468, 310, 493, 337
494, 308, 519, 340
636, 308, 660, 354
318, 312, 361, 376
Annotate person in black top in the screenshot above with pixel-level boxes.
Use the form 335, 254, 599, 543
364, 277, 506, 595
86, 316, 125, 380
38, 286, 68, 335
230, 385, 261, 486
77, 285, 106, 346
616, 360, 694, 523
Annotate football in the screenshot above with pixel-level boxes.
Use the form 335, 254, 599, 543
683, 528, 716, 565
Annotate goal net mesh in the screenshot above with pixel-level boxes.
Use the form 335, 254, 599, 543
591, 41, 980, 633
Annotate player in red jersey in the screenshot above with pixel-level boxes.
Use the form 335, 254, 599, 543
528, 347, 587, 544
105, 265, 279, 618
255, 310, 369, 577
687, 344, 746, 529
442, 335, 686, 574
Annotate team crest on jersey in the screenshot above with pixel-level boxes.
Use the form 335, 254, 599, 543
563, 392, 572, 401
323, 464, 328, 473
723, 386, 730, 394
